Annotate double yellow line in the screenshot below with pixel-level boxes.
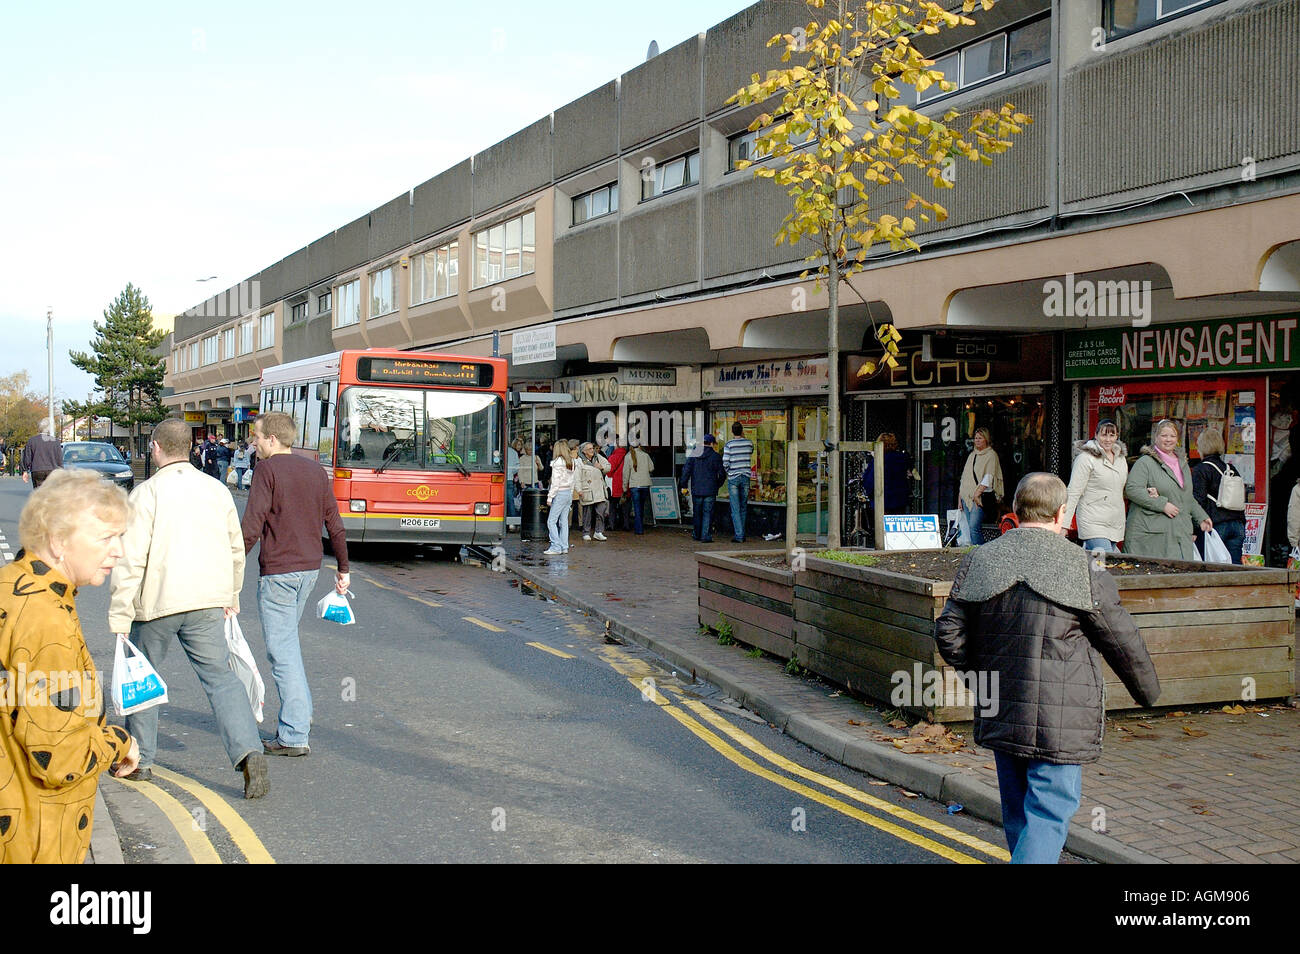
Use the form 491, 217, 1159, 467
593, 644, 1009, 864
111, 767, 275, 864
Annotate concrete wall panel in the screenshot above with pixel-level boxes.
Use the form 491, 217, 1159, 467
1063, 0, 1300, 205
413, 160, 472, 240
620, 36, 701, 150
555, 82, 618, 178
703, 174, 801, 280
703, 0, 797, 116
369, 192, 412, 259
620, 196, 699, 296
555, 221, 619, 310
334, 214, 370, 275
282, 314, 336, 364
307, 232, 337, 288
472, 117, 552, 216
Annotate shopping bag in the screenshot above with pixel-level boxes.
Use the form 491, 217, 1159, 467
316, 590, 355, 625
224, 615, 266, 723
241, 468, 253, 489
225, 465, 238, 486
1201, 529, 1232, 565
111, 636, 169, 717
949, 508, 971, 546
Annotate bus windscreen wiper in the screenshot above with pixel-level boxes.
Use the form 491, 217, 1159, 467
373, 446, 402, 475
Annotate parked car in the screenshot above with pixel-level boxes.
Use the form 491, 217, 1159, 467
62, 442, 134, 491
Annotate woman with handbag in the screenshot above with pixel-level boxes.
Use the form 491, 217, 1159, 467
1125, 419, 1212, 561
576, 442, 612, 541
958, 428, 1003, 545
1191, 427, 1246, 565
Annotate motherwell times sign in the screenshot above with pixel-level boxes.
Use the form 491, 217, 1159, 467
1064, 315, 1300, 380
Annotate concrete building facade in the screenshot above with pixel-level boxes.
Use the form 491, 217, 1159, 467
166, 0, 1300, 549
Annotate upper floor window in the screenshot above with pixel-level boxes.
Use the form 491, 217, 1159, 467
202, 335, 219, 366
222, 327, 235, 359
258, 312, 275, 350
472, 210, 535, 288
174, 348, 185, 373
728, 121, 815, 172
370, 266, 396, 317
316, 289, 331, 314
641, 151, 699, 201
412, 240, 459, 303
189, 342, 200, 368
290, 301, 309, 323
240, 320, 254, 355
1105, 0, 1221, 39
335, 279, 361, 327
572, 183, 618, 226
914, 15, 1050, 105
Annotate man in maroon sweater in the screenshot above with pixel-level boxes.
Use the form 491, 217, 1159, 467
242, 411, 349, 756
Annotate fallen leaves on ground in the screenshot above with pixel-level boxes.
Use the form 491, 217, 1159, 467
1182, 726, 1209, 738
900, 789, 919, 798
1189, 805, 1213, 815
890, 722, 967, 754
887, 718, 908, 730
1221, 704, 1247, 714
1165, 711, 1189, 718
846, 718, 862, 726
868, 780, 888, 786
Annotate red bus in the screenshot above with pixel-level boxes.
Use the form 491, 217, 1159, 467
259, 348, 507, 549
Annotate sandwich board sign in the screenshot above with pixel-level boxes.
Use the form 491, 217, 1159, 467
883, 514, 943, 550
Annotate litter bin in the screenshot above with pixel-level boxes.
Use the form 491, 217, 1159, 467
520, 488, 546, 541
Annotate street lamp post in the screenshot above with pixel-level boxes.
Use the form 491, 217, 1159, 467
46, 307, 55, 436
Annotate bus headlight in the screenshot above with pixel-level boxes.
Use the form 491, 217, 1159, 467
474, 502, 490, 515
350, 500, 366, 512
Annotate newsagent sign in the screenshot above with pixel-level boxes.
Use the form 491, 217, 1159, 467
1064, 315, 1300, 380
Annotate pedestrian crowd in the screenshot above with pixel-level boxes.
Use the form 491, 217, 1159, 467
0, 412, 347, 862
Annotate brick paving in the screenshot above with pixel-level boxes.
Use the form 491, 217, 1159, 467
503, 522, 1300, 864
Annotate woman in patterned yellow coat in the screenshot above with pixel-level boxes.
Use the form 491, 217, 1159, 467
1, 469, 139, 863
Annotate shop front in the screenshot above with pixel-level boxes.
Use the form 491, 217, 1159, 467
1064, 314, 1300, 564
703, 357, 829, 539
553, 366, 702, 517
846, 334, 1057, 539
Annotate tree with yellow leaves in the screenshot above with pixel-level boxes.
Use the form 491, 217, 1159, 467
729, 0, 1031, 547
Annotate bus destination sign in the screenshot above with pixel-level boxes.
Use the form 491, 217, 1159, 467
357, 357, 494, 387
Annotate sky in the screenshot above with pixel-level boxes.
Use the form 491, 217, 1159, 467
0, 0, 752, 405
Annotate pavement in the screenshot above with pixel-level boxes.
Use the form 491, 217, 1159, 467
501, 519, 1300, 865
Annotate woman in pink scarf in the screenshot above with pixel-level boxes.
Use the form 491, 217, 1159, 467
1124, 419, 1213, 560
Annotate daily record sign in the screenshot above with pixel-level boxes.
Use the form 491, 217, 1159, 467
883, 514, 943, 550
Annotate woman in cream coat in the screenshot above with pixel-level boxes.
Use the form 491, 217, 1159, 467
1062, 418, 1128, 553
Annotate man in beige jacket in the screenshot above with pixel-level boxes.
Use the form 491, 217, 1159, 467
108, 418, 268, 798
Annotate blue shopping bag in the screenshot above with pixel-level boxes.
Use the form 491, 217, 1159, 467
316, 590, 355, 625
111, 635, 169, 717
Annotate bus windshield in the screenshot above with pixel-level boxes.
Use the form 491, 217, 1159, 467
339, 386, 502, 473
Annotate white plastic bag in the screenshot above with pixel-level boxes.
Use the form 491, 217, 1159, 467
1201, 528, 1232, 564
224, 615, 265, 723
316, 590, 355, 625
225, 465, 238, 486
241, 468, 253, 489
111, 635, 169, 717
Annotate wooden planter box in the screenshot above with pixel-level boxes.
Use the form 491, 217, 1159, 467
698, 549, 1297, 720
697, 552, 794, 659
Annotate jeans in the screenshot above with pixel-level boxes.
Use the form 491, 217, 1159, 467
583, 499, 608, 535
993, 750, 1082, 863
692, 495, 716, 541
1081, 537, 1118, 553
257, 570, 319, 748
126, 609, 263, 770
547, 489, 572, 551
963, 501, 984, 545
727, 474, 750, 542
629, 486, 649, 534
